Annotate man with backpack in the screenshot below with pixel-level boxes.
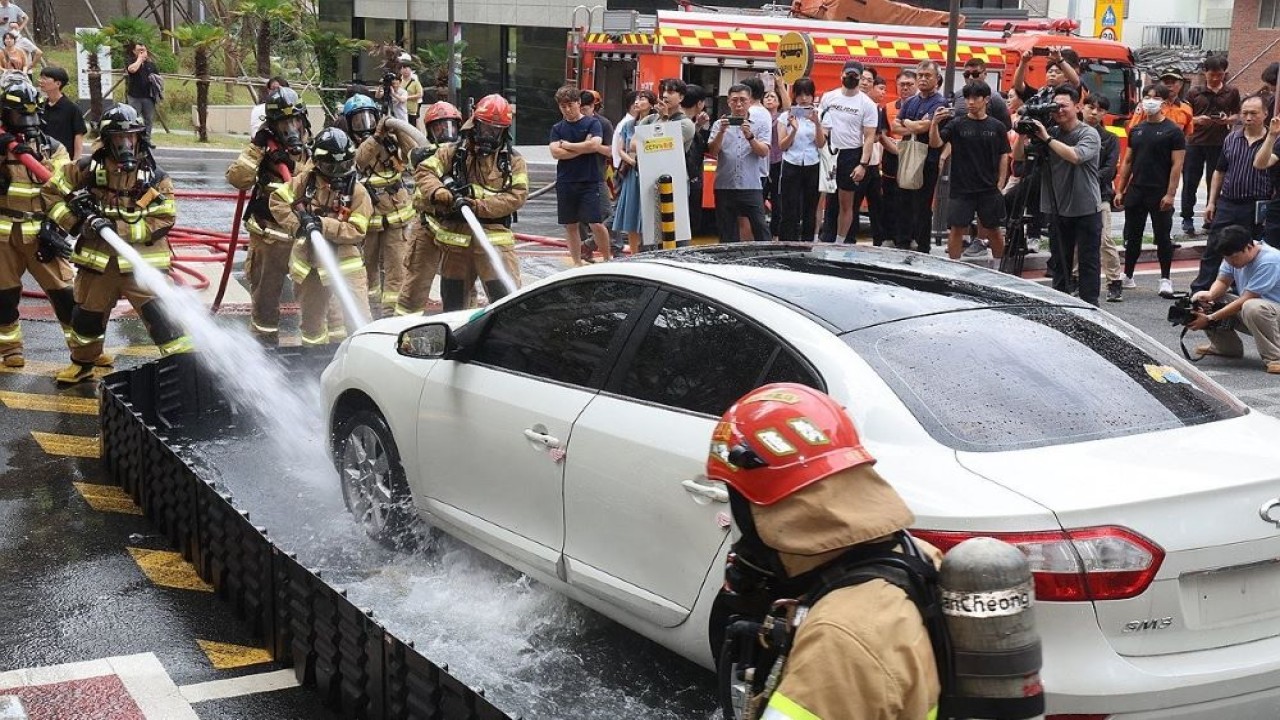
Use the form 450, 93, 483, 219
708, 383, 942, 719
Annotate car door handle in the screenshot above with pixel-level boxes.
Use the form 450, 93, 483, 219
523, 428, 562, 448
682, 478, 729, 503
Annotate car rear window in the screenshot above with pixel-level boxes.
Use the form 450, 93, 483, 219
843, 307, 1247, 452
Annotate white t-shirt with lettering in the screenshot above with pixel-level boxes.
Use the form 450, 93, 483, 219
819, 88, 878, 151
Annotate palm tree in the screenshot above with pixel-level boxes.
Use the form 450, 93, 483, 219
306, 29, 369, 114
170, 23, 225, 142
235, 0, 301, 80
103, 17, 170, 71
75, 29, 114, 128
414, 40, 485, 103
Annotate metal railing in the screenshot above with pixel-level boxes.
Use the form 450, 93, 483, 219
1140, 25, 1230, 52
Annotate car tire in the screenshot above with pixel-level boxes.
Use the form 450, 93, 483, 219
334, 408, 419, 550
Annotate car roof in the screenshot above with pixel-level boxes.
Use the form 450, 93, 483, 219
625, 243, 1090, 333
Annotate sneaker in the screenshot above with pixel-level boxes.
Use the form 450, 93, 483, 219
2, 353, 23, 368
1106, 280, 1123, 302
1122, 275, 1137, 289
1158, 278, 1175, 298
1195, 343, 1244, 359
962, 240, 988, 258
55, 362, 95, 385
1182, 222, 1197, 238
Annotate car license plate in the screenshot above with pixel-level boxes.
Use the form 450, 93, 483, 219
1186, 559, 1280, 627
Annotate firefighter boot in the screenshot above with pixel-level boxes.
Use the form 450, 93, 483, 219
439, 278, 468, 313
56, 362, 96, 385
0, 287, 21, 367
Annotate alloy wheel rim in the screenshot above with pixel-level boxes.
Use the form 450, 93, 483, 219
340, 424, 395, 535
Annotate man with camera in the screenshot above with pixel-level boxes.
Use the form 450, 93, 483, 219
1012, 46, 1081, 105
1013, 86, 1103, 304
1186, 225, 1280, 373
709, 84, 771, 243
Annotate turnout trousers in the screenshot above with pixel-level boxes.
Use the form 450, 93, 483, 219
396, 222, 442, 316
244, 232, 294, 344
0, 225, 75, 361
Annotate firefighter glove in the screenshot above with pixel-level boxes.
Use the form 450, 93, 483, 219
35, 221, 72, 263
67, 190, 99, 222
432, 187, 454, 208
252, 126, 275, 150
453, 195, 475, 212
297, 210, 322, 237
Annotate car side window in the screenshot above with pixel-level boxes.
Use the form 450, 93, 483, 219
470, 280, 647, 387
617, 292, 820, 416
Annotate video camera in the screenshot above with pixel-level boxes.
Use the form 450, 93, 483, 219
1015, 99, 1057, 136
1167, 293, 1228, 329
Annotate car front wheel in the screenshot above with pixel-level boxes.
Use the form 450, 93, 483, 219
335, 409, 417, 549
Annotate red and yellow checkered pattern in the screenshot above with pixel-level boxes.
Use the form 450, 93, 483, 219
584, 33, 655, 47
656, 26, 1002, 64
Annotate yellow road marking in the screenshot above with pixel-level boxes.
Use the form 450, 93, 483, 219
127, 547, 213, 592
108, 345, 162, 358
0, 360, 112, 379
195, 640, 273, 670
72, 482, 143, 515
0, 391, 97, 415
30, 431, 100, 458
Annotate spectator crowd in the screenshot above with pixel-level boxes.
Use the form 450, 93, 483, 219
551, 53, 1280, 315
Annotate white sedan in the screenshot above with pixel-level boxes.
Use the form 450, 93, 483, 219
322, 245, 1280, 718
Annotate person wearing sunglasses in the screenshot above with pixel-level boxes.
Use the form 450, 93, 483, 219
951, 58, 1011, 131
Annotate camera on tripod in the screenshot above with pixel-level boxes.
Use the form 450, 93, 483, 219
1015, 100, 1058, 136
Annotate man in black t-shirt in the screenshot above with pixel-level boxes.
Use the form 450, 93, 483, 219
38, 67, 86, 160
931, 81, 1009, 260
125, 43, 159, 144
1115, 84, 1186, 297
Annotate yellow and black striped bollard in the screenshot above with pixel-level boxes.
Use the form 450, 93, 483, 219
658, 174, 677, 250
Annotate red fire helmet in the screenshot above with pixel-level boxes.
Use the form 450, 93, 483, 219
472, 94, 513, 128
706, 383, 875, 505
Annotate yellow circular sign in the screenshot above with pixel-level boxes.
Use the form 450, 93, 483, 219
775, 32, 814, 85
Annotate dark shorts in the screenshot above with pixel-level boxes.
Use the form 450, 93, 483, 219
558, 181, 603, 225
947, 190, 1005, 229
835, 148, 864, 192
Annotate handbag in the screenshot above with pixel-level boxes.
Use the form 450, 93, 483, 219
898, 134, 927, 191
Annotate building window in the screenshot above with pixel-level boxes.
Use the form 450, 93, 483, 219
1262, 0, 1280, 28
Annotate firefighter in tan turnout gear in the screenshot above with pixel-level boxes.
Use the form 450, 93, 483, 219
344, 94, 416, 317
0, 82, 76, 368
225, 87, 309, 345
42, 104, 191, 385
396, 100, 461, 315
708, 383, 942, 720
268, 126, 371, 350
417, 94, 527, 312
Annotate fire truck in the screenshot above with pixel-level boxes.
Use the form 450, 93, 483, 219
570, 7, 1139, 211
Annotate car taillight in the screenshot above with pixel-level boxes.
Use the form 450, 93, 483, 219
912, 526, 1163, 602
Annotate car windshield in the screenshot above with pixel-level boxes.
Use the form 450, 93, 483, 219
843, 306, 1246, 452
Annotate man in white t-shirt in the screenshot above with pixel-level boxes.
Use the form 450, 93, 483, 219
819, 59, 879, 243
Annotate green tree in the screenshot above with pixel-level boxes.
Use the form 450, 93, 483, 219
75, 29, 114, 127
103, 17, 178, 73
415, 40, 485, 103
307, 29, 369, 114
235, 0, 302, 80
170, 23, 226, 142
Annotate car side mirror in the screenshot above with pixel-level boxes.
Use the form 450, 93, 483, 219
397, 322, 455, 359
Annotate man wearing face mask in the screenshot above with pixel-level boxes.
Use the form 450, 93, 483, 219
42, 105, 192, 384
820, 60, 879, 244
226, 86, 310, 346
1115, 85, 1186, 298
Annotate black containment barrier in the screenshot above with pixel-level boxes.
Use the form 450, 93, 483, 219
99, 354, 514, 720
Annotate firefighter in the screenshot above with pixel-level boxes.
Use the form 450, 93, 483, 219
396, 100, 460, 315
416, 94, 527, 311
707, 383, 942, 720
0, 81, 76, 368
268, 126, 371, 350
345, 93, 416, 318
42, 104, 191, 385
225, 86, 309, 346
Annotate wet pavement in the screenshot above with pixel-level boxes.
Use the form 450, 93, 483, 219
2, 150, 1276, 719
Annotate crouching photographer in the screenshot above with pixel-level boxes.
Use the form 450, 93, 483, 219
1184, 225, 1280, 373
